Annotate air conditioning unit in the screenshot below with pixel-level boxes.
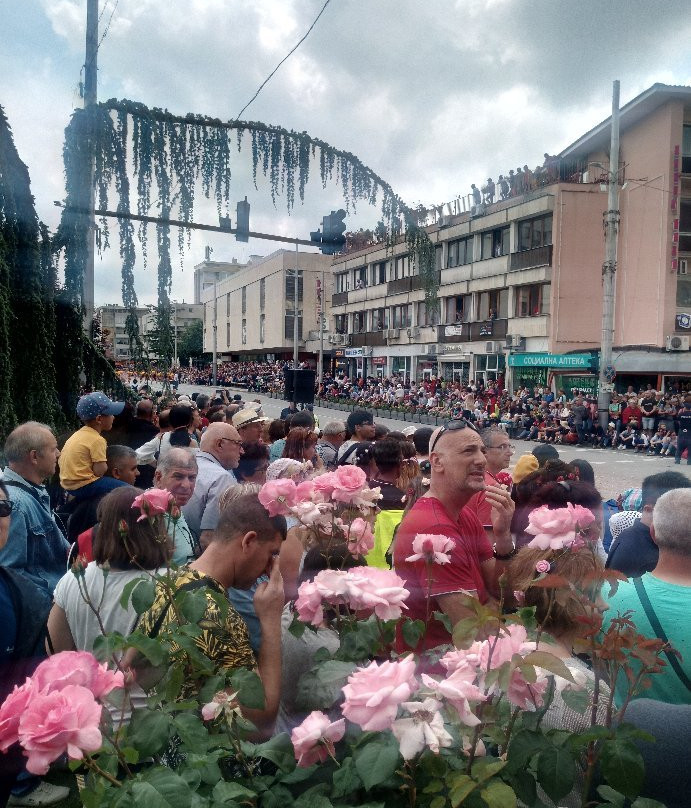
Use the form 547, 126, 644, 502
511, 334, 526, 349
387, 328, 400, 339
406, 326, 420, 339
361, 346, 373, 356
679, 258, 688, 276
666, 335, 690, 351
485, 341, 503, 353
343, 334, 352, 346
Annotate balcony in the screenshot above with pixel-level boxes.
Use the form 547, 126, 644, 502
332, 291, 348, 307
411, 272, 441, 291
437, 318, 508, 343
350, 331, 387, 347
510, 245, 553, 271
387, 277, 411, 295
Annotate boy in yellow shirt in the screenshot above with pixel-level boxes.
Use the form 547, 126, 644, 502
59, 391, 125, 501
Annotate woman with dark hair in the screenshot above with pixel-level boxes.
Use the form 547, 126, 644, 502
235, 442, 270, 484
135, 404, 197, 465
511, 460, 580, 538
370, 439, 406, 510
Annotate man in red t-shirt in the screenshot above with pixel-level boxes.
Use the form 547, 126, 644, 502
468, 428, 514, 530
393, 423, 514, 652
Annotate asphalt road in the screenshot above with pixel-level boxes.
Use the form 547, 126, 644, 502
169, 383, 691, 501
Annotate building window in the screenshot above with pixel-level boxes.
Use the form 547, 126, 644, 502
334, 314, 348, 334
241, 287, 246, 314
259, 278, 265, 310
372, 308, 388, 330
391, 304, 412, 328
417, 300, 440, 326
284, 311, 303, 339
241, 319, 247, 344
435, 245, 443, 271
677, 274, 691, 307
683, 124, 691, 173
392, 255, 409, 280
226, 322, 230, 346
477, 289, 508, 320
335, 272, 348, 293
515, 284, 549, 317
481, 227, 510, 259
373, 261, 388, 285
285, 270, 303, 306
445, 294, 471, 323
447, 237, 472, 268
353, 267, 367, 289
353, 311, 366, 333
259, 313, 265, 344
518, 214, 553, 251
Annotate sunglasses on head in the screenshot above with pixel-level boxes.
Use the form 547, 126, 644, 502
429, 418, 478, 454
0, 500, 14, 518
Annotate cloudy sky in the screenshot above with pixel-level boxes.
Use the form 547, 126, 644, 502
2, 0, 690, 306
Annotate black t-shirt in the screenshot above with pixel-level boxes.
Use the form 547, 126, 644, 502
369, 480, 406, 510
606, 520, 657, 577
678, 408, 691, 435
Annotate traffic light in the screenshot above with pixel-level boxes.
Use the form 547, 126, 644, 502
219, 214, 232, 232
236, 196, 250, 242
311, 209, 347, 255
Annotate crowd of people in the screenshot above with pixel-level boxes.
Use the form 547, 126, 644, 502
1, 376, 690, 806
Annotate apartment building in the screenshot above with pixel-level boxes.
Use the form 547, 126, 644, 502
201, 249, 334, 362
140, 302, 204, 361
97, 304, 149, 361
329, 83, 691, 394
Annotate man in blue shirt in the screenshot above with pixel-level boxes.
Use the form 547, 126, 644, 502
0, 422, 68, 594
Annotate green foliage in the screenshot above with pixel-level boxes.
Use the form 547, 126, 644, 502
178, 319, 206, 365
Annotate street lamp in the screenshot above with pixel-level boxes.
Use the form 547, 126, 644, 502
172, 301, 179, 368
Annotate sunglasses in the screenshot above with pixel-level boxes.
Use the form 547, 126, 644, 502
0, 500, 14, 518
429, 418, 478, 454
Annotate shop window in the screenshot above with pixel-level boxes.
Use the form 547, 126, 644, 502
518, 214, 553, 251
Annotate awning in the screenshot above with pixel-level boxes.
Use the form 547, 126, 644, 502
612, 350, 691, 374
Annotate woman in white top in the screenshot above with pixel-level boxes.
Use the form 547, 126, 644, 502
48, 486, 173, 724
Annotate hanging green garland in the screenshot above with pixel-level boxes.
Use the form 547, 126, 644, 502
58, 99, 438, 370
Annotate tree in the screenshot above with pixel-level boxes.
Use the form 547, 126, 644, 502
177, 320, 206, 366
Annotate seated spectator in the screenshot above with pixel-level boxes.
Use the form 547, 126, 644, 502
235, 442, 270, 484
603, 488, 691, 706
270, 411, 314, 462
283, 427, 323, 472
315, 421, 346, 470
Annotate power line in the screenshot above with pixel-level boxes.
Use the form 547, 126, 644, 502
235, 0, 333, 121
80, 0, 120, 98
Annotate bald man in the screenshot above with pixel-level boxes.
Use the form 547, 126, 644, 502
182, 422, 244, 544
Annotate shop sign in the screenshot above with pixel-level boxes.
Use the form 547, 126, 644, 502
345, 348, 363, 358
444, 325, 464, 337
512, 367, 548, 387
508, 353, 596, 369
334, 350, 344, 357
372, 357, 386, 365
676, 313, 691, 330
560, 375, 598, 398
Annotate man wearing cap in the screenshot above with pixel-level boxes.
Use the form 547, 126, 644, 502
337, 410, 376, 464
58, 391, 125, 502
184, 423, 244, 549
232, 407, 264, 444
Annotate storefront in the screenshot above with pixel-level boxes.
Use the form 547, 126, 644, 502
508, 353, 598, 394
333, 350, 347, 375
391, 355, 412, 380
345, 347, 365, 378
372, 356, 387, 377
417, 358, 438, 380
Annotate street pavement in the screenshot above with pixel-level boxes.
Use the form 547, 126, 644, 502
170, 384, 691, 501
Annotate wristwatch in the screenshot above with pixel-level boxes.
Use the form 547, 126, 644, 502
492, 543, 517, 561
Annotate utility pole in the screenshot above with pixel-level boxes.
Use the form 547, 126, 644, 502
597, 80, 621, 429
293, 241, 300, 403
173, 302, 178, 367
83, 0, 98, 329
318, 269, 325, 389
212, 282, 218, 386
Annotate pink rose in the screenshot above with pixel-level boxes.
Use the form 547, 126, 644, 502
405, 533, 455, 565
18, 685, 103, 774
344, 517, 375, 558
295, 480, 317, 502
291, 500, 333, 527
535, 559, 551, 574
291, 710, 345, 767
421, 662, 486, 727
32, 652, 124, 700
330, 465, 368, 504
506, 669, 549, 710
342, 657, 418, 731
132, 488, 174, 521
0, 680, 35, 752
312, 472, 338, 498
201, 690, 240, 722
346, 567, 409, 620
258, 479, 298, 516
525, 503, 597, 550
294, 580, 326, 625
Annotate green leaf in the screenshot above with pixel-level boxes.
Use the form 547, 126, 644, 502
401, 618, 426, 648
561, 686, 590, 715
631, 798, 667, 808
295, 660, 357, 711
354, 736, 400, 790
449, 774, 476, 807
132, 579, 156, 615
505, 730, 549, 772
293, 785, 331, 808
520, 651, 576, 683
596, 785, 626, 807
600, 739, 645, 800
199, 674, 227, 703
156, 662, 185, 703
261, 785, 294, 808
430, 797, 447, 808
451, 617, 479, 648
536, 746, 576, 803
471, 759, 505, 784
479, 780, 516, 808
252, 733, 296, 772
132, 767, 193, 808
331, 756, 361, 799
92, 631, 126, 662
127, 633, 168, 666
288, 615, 307, 639
212, 782, 257, 804
230, 668, 265, 709
120, 578, 142, 610
433, 611, 452, 633
173, 713, 209, 750
179, 589, 209, 624
127, 710, 172, 757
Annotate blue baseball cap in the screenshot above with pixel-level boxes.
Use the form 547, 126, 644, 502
76, 391, 125, 421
